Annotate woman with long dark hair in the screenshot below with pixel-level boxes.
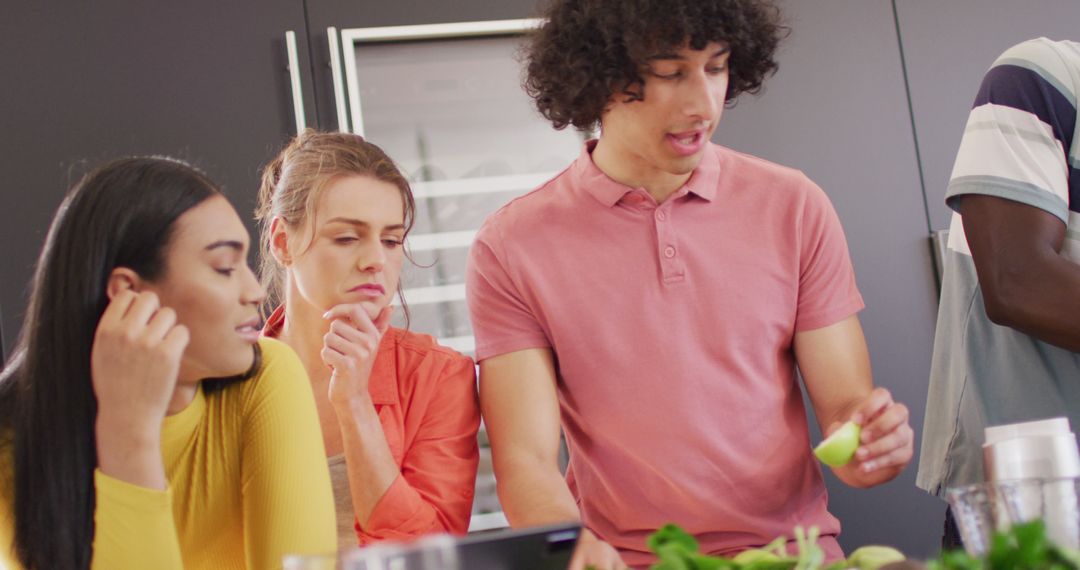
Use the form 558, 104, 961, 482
0, 157, 335, 569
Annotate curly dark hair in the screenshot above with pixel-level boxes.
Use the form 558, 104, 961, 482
524, 0, 787, 130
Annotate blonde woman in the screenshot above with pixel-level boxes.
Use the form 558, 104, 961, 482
256, 130, 480, 549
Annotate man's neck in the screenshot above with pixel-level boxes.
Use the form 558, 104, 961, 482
591, 137, 692, 204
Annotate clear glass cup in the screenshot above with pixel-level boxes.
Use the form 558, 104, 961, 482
340, 544, 408, 570
946, 482, 1000, 556
413, 534, 460, 570
282, 553, 338, 570
999, 477, 1080, 550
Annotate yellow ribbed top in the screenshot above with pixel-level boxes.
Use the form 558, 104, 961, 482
0, 337, 336, 569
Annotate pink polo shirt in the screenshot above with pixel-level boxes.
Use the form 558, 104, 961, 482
466, 141, 863, 567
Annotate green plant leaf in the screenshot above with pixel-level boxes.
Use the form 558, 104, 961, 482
650, 524, 701, 555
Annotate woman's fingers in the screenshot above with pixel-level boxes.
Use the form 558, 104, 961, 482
324, 303, 384, 337
144, 306, 178, 342
91, 291, 187, 428
161, 323, 190, 357
329, 318, 371, 345
98, 289, 137, 329
326, 323, 377, 356
373, 306, 393, 334
122, 291, 162, 330
322, 330, 375, 365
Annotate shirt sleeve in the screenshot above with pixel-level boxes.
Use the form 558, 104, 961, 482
946, 39, 1077, 222
466, 220, 551, 361
357, 353, 480, 543
794, 179, 865, 332
241, 338, 337, 569
89, 469, 184, 570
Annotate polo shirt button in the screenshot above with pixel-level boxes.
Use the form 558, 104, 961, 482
664, 246, 676, 258
656, 210, 666, 221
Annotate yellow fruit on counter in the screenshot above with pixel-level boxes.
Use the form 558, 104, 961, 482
813, 421, 861, 467
846, 545, 905, 570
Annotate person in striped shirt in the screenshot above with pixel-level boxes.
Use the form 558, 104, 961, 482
917, 37, 1080, 549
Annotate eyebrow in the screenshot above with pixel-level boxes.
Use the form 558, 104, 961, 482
647, 46, 731, 61
204, 240, 245, 252
325, 217, 406, 231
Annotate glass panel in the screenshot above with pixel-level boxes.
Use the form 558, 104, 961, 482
349, 30, 582, 348
347, 22, 582, 529
401, 246, 471, 290
390, 299, 473, 343
353, 35, 580, 181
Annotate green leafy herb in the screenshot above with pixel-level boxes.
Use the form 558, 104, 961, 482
928, 520, 1080, 570
650, 524, 702, 556
647, 524, 828, 570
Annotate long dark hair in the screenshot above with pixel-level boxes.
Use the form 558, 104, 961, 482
0, 157, 222, 569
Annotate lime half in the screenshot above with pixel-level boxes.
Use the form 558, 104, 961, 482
814, 421, 861, 467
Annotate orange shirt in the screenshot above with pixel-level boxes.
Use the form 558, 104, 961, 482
262, 306, 480, 544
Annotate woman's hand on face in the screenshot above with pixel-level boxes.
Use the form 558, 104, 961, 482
321, 304, 392, 409
91, 290, 190, 432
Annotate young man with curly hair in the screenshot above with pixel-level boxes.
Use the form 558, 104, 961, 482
465, 1, 915, 568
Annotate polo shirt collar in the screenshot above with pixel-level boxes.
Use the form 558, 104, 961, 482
572, 139, 722, 206
261, 304, 399, 406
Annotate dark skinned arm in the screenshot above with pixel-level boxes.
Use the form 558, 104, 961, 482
959, 193, 1080, 352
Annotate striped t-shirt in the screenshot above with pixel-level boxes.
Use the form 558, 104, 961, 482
917, 38, 1080, 496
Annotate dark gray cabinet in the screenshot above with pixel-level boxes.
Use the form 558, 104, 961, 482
0, 1, 317, 358
714, 0, 942, 558
895, 0, 1080, 230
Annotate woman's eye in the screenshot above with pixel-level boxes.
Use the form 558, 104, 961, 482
334, 236, 358, 245
382, 239, 403, 249
215, 268, 236, 277
707, 65, 727, 75
652, 70, 681, 80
